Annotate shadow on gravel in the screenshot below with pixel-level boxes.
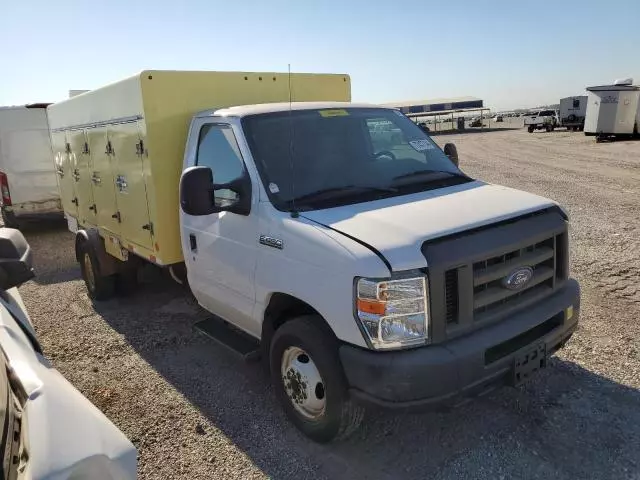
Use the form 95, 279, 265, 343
18, 221, 78, 286
90, 272, 640, 480
1, 215, 67, 233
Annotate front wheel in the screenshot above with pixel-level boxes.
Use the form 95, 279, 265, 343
270, 316, 364, 443
528, 125, 534, 133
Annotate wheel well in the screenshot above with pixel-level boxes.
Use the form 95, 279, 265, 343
74, 229, 119, 276
75, 231, 89, 262
262, 293, 333, 353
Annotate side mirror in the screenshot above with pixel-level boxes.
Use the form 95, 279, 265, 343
180, 166, 252, 217
444, 143, 459, 167
0, 229, 34, 290
180, 166, 217, 216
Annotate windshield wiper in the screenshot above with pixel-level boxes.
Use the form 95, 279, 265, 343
392, 170, 471, 185
291, 184, 397, 204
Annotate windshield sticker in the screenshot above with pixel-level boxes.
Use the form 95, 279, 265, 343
409, 139, 435, 151
268, 183, 280, 194
319, 109, 349, 117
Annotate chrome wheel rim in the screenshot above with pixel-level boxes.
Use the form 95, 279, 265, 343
83, 253, 95, 292
281, 346, 326, 419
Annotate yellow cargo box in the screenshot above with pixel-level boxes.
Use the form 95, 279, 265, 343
47, 70, 351, 265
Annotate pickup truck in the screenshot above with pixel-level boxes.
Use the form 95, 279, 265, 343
524, 109, 559, 132
48, 71, 580, 443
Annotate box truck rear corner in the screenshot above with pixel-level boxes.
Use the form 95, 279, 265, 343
0, 104, 62, 228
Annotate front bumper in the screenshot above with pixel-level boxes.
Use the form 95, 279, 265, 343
340, 279, 580, 409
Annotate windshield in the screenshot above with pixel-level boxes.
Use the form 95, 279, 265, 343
242, 107, 467, 210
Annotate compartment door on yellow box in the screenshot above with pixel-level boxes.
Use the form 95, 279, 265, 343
88, 127, 121, 236
68, 130, 97, 226
110, 121, 153, 250
51, 130, 78, 217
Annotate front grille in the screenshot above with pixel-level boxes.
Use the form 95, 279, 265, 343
444, 269, 459, 324
422, 209, 569, 342
472, 236, 556, 318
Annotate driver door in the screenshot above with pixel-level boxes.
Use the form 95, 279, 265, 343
180, 121, 259, 336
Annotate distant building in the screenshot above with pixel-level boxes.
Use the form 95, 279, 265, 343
382, 96, 484, 117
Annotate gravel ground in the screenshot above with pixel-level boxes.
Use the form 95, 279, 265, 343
14, 127, 640, 479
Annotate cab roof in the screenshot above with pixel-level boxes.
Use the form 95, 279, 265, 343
196, 101, 383, 119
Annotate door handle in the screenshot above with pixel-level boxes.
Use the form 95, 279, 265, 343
189, 234, 197, 251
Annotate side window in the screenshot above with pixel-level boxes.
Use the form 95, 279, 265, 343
196, 124, 246, 208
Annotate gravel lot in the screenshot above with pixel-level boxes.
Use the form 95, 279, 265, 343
15, 127, 640, 479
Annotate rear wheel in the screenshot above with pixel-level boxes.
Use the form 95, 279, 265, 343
79, 240, 115, 301
1, 208, 19, 229
528, 125, 534, 133
270, 316, 364, 443
545, 125, 552, 132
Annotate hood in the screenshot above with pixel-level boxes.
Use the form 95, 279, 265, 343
301, 181, 556, 271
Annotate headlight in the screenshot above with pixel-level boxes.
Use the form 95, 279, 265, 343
355, 273, 429, 350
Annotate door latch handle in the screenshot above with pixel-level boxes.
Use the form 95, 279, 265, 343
71, 197, 78, 206
189, 234, 197, 251
91, 173, 101, 184
142, 223, 154, 234
111, 211, 121, 222
89, 204, 96, 212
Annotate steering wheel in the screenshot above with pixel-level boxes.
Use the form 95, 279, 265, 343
373, 150, 397, 161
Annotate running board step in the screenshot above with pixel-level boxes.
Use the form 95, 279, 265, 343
194, 317, 260, 362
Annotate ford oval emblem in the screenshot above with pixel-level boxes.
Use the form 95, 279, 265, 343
503, 266, 534, 291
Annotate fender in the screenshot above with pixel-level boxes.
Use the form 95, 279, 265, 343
300, 215, 392, 273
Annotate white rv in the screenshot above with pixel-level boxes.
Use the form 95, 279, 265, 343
559, 96, 587, 131
0, 104, 62, 227
584, 78, 640, 140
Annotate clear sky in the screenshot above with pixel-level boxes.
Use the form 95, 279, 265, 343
1, 0, 638, 111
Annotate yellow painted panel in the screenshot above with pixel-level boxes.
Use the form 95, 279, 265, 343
51, 131, 77, 217
110, 121, 152, 250
88, 127, 120, 235
140, 70, 351, 264
68, 130, 96, 226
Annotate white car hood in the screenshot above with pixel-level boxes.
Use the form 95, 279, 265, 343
302, 181, 556, 271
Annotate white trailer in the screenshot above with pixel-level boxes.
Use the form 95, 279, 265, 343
559, 96, 587, 131
0, 104, 62, 227
584, 79, 640, 140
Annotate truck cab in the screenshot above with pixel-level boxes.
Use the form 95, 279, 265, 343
178, 102, 580, 442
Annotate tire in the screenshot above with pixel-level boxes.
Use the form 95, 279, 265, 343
1, 209, 19, 229
270, 315, 364, 443
78, 240, 116, 301
545, 125, 552, 132
528, 125, 534, 133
